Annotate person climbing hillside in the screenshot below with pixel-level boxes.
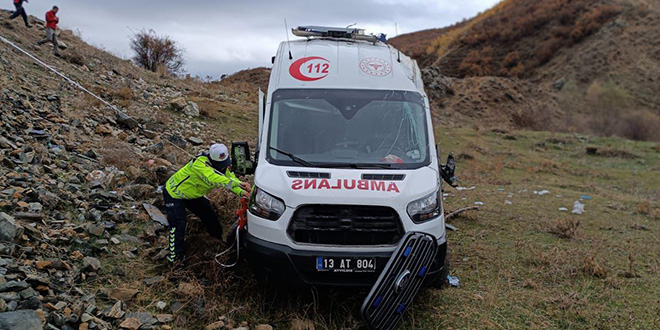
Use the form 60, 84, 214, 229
36, 5, 60, 56
163, 143, 252, 266
9, 0, 30, 27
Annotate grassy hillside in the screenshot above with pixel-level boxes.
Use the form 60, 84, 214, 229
390, 0, 660, 141
92, 128, 660, 329
0, 7, 657, 330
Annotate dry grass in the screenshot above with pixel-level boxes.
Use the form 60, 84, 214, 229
63, 51, 85, 66
108, 87, 135, 108
220, 67, 271, 92
582, 255, 607, 278
560, 80, 660, 141
98, 137, 140, 171
419, 0, 624, 77
549, 218, 581, 239
78, 128, 660, 329
148, 109, 173, 125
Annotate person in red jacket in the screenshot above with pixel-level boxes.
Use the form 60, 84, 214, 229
36, 6, 60, 56
9, 0, 31, 28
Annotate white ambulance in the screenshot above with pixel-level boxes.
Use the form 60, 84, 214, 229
239, 26, 453, 287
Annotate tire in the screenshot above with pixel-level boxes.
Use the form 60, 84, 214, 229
426, 244, 451, 289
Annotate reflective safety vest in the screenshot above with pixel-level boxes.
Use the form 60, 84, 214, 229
165, 154, 244, 199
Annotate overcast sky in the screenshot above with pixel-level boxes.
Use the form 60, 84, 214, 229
14, 0, 499, 78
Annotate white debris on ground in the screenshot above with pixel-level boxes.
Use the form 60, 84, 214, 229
447, 275, 460, 288
505, 200, 513, 205
474, 201, 484, 205
456, 186, 477, 191
559, 207, 568, 212
534, 190, 550, 195
572, 201, 585, 214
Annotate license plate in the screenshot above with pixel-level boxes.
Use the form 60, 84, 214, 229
316, 257, 377, 273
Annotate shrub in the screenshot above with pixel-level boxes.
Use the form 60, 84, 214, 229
619, 110, 660, 141
503, 51, 520, 67
427, 0, 623, 77
582, 256, 607, 278
571, 5, 622, 42
511, 106, 553, 131
111, 87, 133, 100
99, 138, 139, 171
458, 47, 494, 76
550, 218, 581, 239
64, 51, 85, 66
535, 37, 563, 65
130, 29, 185, 75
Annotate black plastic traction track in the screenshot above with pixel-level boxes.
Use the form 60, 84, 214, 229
361, 232, 438, 330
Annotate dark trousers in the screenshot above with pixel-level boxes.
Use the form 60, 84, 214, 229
9, 3, 29, 27
163, 189, 223, 263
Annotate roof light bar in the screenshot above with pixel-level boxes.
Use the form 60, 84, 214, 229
292, 26, 387, 43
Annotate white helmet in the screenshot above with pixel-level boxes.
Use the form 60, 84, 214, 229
209, 144, 231, 170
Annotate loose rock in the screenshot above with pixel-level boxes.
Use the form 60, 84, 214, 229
119, 317, 141, 330
82, 257, 101, 271
0, 213, 23, 242
0, 309, 43, 330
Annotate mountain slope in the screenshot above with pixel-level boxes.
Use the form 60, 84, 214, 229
391, 0, 660, 140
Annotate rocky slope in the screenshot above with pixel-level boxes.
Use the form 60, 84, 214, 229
0, 10, 265, 330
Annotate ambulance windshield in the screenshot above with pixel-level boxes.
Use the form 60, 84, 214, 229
267, 89, 430, 169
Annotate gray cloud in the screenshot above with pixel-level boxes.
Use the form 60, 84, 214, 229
16, 0, 498, 78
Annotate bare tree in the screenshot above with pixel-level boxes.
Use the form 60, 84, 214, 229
130, 29, 184, 75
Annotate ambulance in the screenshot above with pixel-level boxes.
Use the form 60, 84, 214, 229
237, 26, 454, 287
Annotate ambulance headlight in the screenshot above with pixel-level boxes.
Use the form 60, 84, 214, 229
249, 187, 285, 220
407, 190, 441, 223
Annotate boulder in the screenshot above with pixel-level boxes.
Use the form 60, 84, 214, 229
109, 288, 139, 301
0, 310, 43, 330
205, 321, 225, 330
119, 317, 141, 330
125, 312, 157, 327
184, 101, 200, 117
0, 213, 23, 242
188, 137, 203, 146
156, 313, 173, 323
0, 281, 30, 293
86, 223, 104, 237
116, 112, 139, 129
169, 97, 187, 111
121, 184, 156, 200
102, 301, 124, 319
168, 135, 187, 148
82, 257, 101, 271
553, 77, 567, 91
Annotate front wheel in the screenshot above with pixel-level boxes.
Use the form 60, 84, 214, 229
425, 243, 451, 289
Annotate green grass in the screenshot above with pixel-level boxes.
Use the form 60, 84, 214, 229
87, 128, 659, 329
411, 128, 660, 329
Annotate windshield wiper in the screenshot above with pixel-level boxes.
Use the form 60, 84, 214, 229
268, 146, 315, 167
317, 163, 393, 169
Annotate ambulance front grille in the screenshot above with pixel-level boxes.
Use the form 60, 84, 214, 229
288, 205, 404, 246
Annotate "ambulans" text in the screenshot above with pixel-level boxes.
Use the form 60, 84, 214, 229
291, 179, 400, 193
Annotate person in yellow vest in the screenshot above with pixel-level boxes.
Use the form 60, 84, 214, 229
163, 143, 251, 264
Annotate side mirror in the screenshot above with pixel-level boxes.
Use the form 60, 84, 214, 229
440, 154, 458, 187
231, 142, 255, 176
